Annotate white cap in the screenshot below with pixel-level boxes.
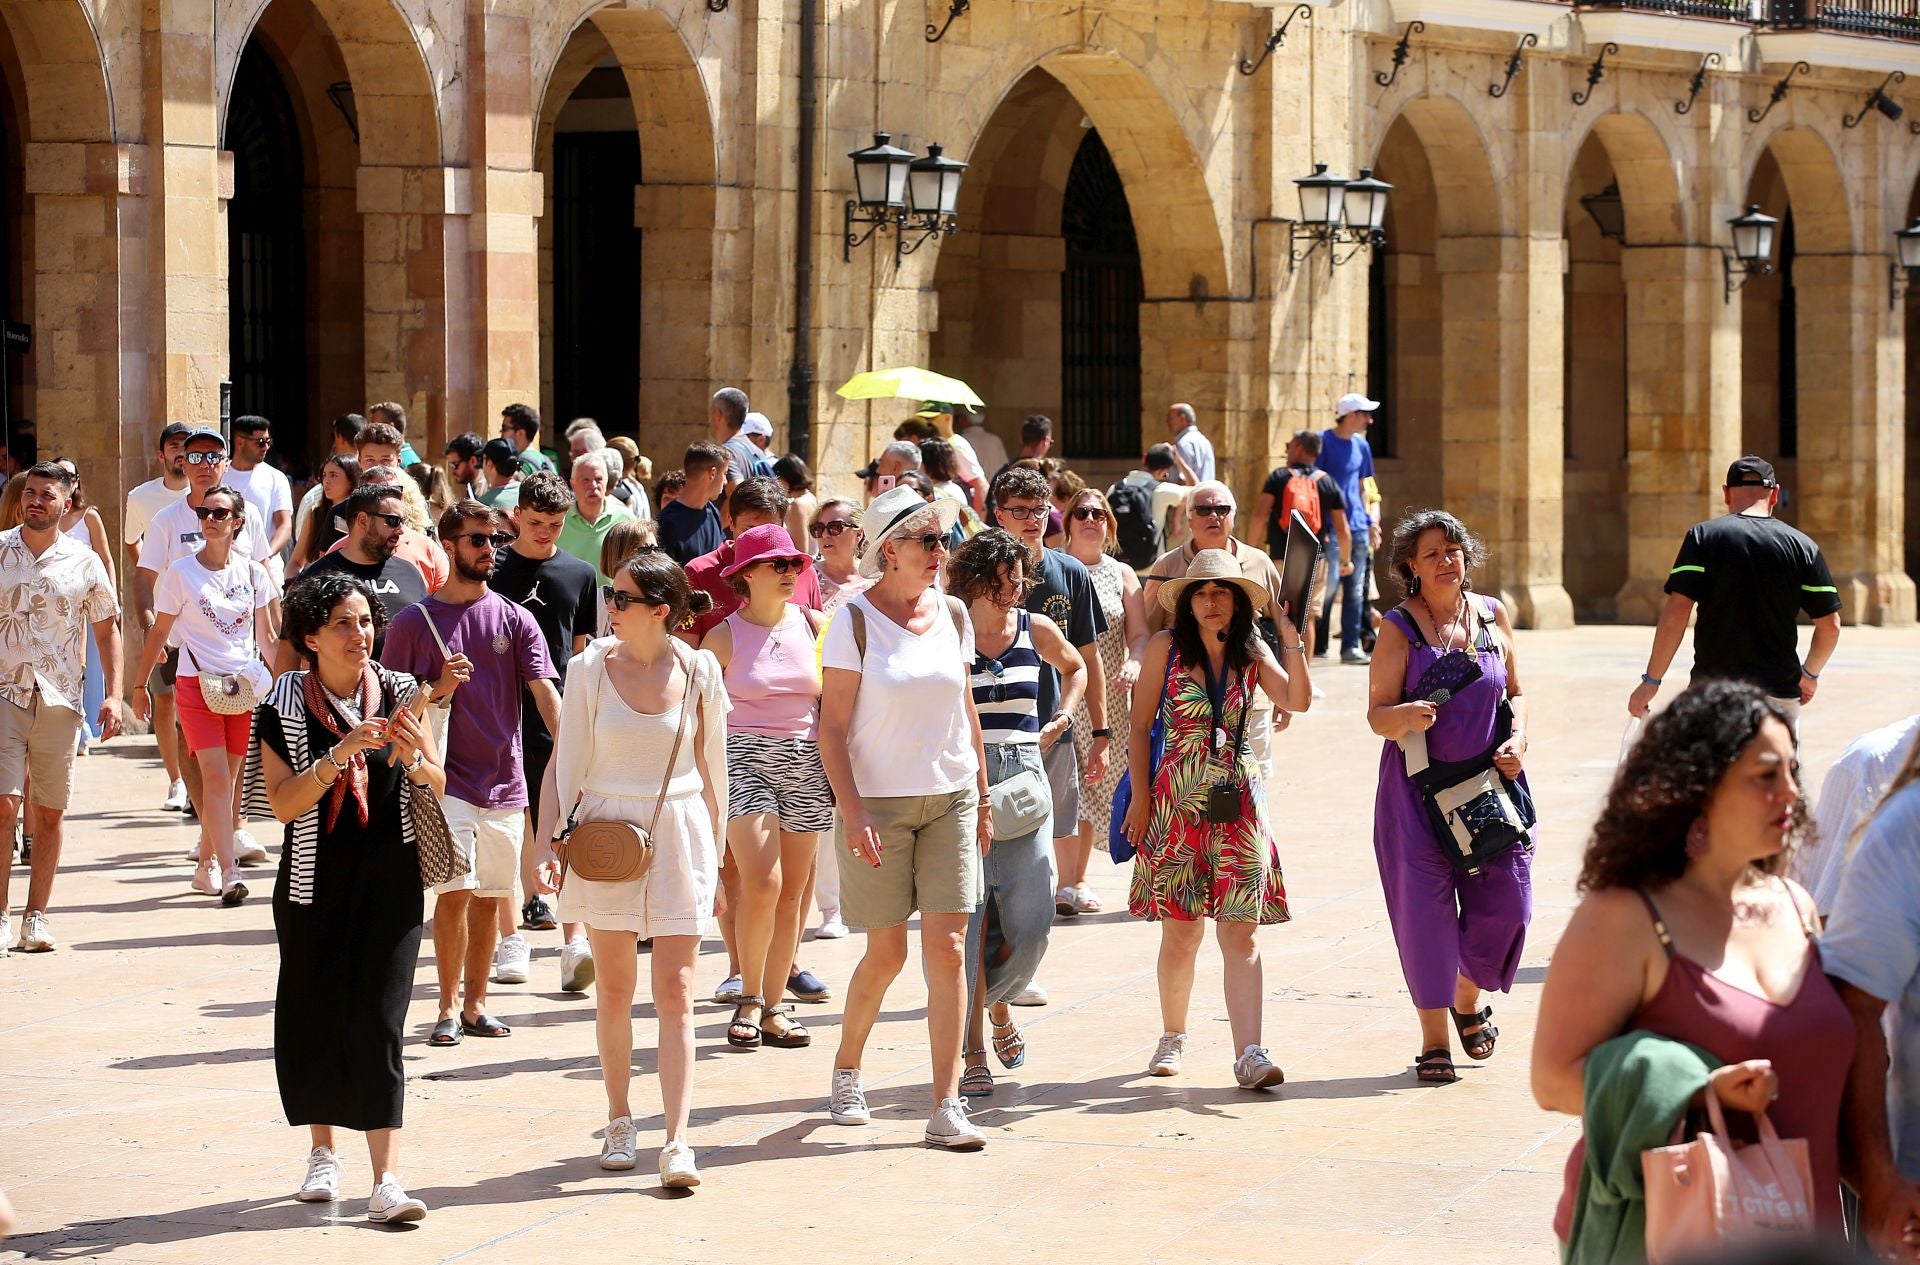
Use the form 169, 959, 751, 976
1335, 393, 1380, 418
742, 412, 774, 438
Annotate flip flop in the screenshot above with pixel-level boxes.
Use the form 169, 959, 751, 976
428, 1018, 462, 1047
459, 1012, 512, 1038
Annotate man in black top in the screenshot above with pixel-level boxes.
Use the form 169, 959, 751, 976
1628, 456, 1842, 720
656, 442, 727, 565
1250, 430, 1354, 661
291, 484, 429, 665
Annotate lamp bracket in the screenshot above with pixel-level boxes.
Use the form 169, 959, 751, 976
1843, 70, 1905, 129
1571, 42, 1618, 108
1489, 33, 1536, 99
1675, 52, 1720, 116
844, 200, 898, 262
1721, 248, 1775, 304
897, 215, 957, 260
925, 0, 970, 43
1892, 260, 1913, 312
325, 81, 359, 144
1375, 21, 1424, 89
1749, 61, 1811, 125
1238, 4, 1313, 76
1286, 221, 1384, 273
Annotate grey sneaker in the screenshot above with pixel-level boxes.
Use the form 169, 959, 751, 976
828, 1068, 869, 1125
1147, 1032, 1186, 1077
1234, 1045, 1286, 1090
924, 1097, 986, 1151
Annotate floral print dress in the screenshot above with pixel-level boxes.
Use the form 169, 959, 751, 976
1127, 646, 1289, 924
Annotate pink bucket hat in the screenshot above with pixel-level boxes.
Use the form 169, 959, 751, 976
721, 522, 814, 578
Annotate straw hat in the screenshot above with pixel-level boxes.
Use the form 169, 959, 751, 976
1157, 549, 1270, 614
858, 484, 960, 580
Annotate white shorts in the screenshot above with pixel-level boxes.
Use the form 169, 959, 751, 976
433, 795, 523, 898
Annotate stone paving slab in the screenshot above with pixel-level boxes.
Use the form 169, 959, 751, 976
4, 625, 1919, 1264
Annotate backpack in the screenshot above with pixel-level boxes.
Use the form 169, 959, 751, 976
1106, 479, 1159, 569
1277, 466, 1324, 537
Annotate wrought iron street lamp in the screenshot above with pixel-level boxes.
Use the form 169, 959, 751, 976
1580, 182, 1626, 243
844, 133, 914, 260
1891, 216, 1920, 309
1721, 204, 1778, 303
1289, 163, 1390, 270
900, 143, 967, 258
1342, 168, 1393, 243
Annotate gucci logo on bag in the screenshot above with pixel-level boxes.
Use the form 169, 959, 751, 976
578, 834, 624, 871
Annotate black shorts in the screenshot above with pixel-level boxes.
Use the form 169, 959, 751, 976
521, 706, 554, 819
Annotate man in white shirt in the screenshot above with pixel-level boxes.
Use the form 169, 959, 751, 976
1166, 402, 1215, 485
225, 415, 293, 581
125, 423, 192, 812
955, 406, 1008, 487
1799, 713, 1920, 916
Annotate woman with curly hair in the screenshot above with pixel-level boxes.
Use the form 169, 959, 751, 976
1533, 679, 1854, 1249
1368, 509, 1532, 1085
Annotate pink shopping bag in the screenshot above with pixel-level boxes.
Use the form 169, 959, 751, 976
1641, 1085, 1816, 1263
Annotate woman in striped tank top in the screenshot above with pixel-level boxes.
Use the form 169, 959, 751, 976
950, 530, 1088, 1097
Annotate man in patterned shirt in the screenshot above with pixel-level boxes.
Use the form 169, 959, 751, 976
0, 462, 122, 954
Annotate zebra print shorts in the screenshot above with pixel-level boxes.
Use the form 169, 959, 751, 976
726, 732, 836, 834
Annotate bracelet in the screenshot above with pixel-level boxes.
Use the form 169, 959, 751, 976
1640, 673, 1662, 687
310, 761, 331, 788
405, 749, 427, 774
1802, 666, 1819, 681
1091, 727, 1112, 739
1283, 642, 1307, 654
323, 747, 347, 773
134, 683, 149, 694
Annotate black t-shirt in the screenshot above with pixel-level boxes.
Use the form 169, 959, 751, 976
490, 546, 598, 693
1260, 464, 1346, 544
298, 551, 430, 656
656, 500, 725, 567
1664, 512, 1842, 697
1025, 548, 1107, 723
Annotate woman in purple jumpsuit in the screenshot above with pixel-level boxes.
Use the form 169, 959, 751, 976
1367, 511, 1532, 1084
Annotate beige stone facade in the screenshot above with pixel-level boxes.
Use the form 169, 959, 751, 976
4, 0, 1920, 650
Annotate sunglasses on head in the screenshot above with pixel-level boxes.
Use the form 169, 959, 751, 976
1192, 504, 1233, 518
193, 505, 235, 521
602, 586, 660, 613
759, 558, 804, 576
1070, 506, 1107, 521
998, 504, 1045, 521
456, 532, 513, 549
809, 520, 855, 539
184, 451, 224, 466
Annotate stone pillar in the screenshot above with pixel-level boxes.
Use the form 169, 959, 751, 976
466, 7, 541, 428
1434, 234, 1573, 628
1792, 253, 1916, 625
1614, 245, 1740, 623
634, 181, 725, 457
359, 165, 466, 455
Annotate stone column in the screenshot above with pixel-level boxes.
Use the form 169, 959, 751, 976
359, 165, 466, 456
1792, 252, 1916, 625
1434, 233, 1573, 628
466, 7, 541, 428
634, 181, 727, 457
1614, 244, 1740, 623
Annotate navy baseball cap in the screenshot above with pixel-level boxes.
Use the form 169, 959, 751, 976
183, 426, 227, 450
1725, 455, 1777, 488
158, 422, 193, 446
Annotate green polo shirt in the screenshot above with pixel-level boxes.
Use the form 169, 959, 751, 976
557, 499, 635, 581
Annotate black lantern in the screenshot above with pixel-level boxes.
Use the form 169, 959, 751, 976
1580, 182, 1626, 243
1342, 168, 1392, 242
1294, 163, 1349, 232
845, 134, 968, 262
1891, 216, 1920, 309
1722, 204, 1779, 303
1289, 162, 1386, 271
849, 133, 914, 211
908, 143, 966, 218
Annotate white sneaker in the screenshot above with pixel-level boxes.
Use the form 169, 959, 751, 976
1054, 885, 1079, 917
366, 1177, 426, 1223
162, 779, 189, 812
0, 912, 13, 957
1009, 981, 1048, 1007
18, 911, 54, 953
296, 1146, 340, 1202
1147, 1032, 1186, 1077
1234, 1044, 1286, 1090
1310, 682, 1328, 701
192, 860, 221, 896
814, 911, 848, 940
924, 1097, 986, 1151
1071, 884, 1102, 914
660, 1139, 701, 1188
561, 937, 595, 993
829, 1068, 870, 1125
221, 870, 249, 907
233, 828, 267, 865
600, 1115, 637, 1170
493, 933, 530, 985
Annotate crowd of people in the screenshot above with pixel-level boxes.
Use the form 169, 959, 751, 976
3, 386, 1918, 1261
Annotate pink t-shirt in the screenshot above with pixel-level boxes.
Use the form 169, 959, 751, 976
720, 606, 820, 740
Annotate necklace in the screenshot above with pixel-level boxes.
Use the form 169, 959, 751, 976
1420, 591, 1467, 649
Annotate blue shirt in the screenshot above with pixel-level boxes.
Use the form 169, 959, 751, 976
1315, 429, 1376, 535
656, 499, 725, 567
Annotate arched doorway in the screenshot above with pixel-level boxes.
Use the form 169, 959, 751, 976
226, 41, 306, 447
1740, 147, 1799, 524
1562, 133, 1628, 620
0, 16, 29, 462
1371, 114, 1442, 519
1060, 130, 1142, 459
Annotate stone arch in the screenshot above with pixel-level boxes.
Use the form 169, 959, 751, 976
1743, 123, 1853, 254
1368, 94, 1507, 239
1568, 111, 1686, 247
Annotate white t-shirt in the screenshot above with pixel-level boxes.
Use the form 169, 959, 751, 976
155, 553, 277, 676
820, 592, 978, 797
957, 423, 1008, 482
124, 477, 188, 547
227, 463, 293, 537
138, 495, 274, 578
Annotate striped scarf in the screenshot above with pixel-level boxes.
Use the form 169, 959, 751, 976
301, 666, 379, 831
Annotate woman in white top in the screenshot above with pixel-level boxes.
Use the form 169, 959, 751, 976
538, 550, 727, 1190
133, 485, 277, 904
817, 485, 992, 1151
54, 459, 113, 749
809, 499, 869, 617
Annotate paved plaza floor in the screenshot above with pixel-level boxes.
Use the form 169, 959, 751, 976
5, 624, 1919, 1264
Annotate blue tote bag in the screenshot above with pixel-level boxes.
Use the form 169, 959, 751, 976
1108, 654, 1176, 863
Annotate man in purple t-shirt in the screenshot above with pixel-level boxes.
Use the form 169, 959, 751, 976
383, 501, 561, 1046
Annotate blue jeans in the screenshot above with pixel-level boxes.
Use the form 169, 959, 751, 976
1318, 534, 1372, 656
966, 743, 1055, 1008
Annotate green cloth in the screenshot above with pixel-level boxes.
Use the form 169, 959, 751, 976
1564, 1031, 1720, 1265
516, 447, 557, 476
478, 483, 520, 511
557, 500, 635, 581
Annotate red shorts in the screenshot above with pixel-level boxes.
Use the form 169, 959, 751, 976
175, 677, 255, 758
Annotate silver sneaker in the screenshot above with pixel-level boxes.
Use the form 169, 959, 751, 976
1147, 1032, 1186, 1077
296, 1146, 340, 1202
828, 1068, 869, 1125
1234, 1045, 1286, 1090
600, 1115, 637, 1171
659, 1139, 701, 1188
924, 1097, 986, 1151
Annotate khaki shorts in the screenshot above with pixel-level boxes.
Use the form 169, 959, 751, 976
433, 795, 523, 899
839, 787, 982, 929
0, 693, 85, 810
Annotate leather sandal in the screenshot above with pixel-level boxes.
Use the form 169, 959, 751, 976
458, 1012, 511, 1038
1450, 1005, 1498, 1061
960, 1051, 994, 1097
761, 1003, 811, 1049
990, 1013, 1027, 1070
1415, 1047, 1458, 1084
726, 996, 765, 1049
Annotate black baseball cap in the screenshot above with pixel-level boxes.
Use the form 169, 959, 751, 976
1725, 455, 1777, 488
157, 422, 192, 446
482, 437, 520, 467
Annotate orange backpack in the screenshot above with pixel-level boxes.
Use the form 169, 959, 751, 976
1277, 467, 1323, 536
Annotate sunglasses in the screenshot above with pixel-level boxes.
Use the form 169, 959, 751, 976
904, 532, 950, 554
1192, 504, 1234, 518
193, 505, 235, 522
184, 451, 225, 466
369, 512, 405, 529
602, 587, 661, 613
1070, 506, 1107, 522
759, 558, 804, 576
997, 504, 1045, 521
809, 520, 855, 539
978, 657, 1008, 703
456, 532, 513, 549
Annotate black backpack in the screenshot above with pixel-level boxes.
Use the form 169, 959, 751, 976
1107, 479, 1158, 568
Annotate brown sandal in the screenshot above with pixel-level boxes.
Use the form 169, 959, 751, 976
726, 996, 765, 1049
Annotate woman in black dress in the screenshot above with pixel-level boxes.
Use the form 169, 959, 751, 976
245, 571, 444, 1223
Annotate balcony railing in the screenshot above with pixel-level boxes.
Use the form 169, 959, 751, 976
1578, 0, 1754, 21
1765, 0, 1920, 40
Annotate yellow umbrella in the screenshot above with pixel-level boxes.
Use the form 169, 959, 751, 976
834, 366, 984, 410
